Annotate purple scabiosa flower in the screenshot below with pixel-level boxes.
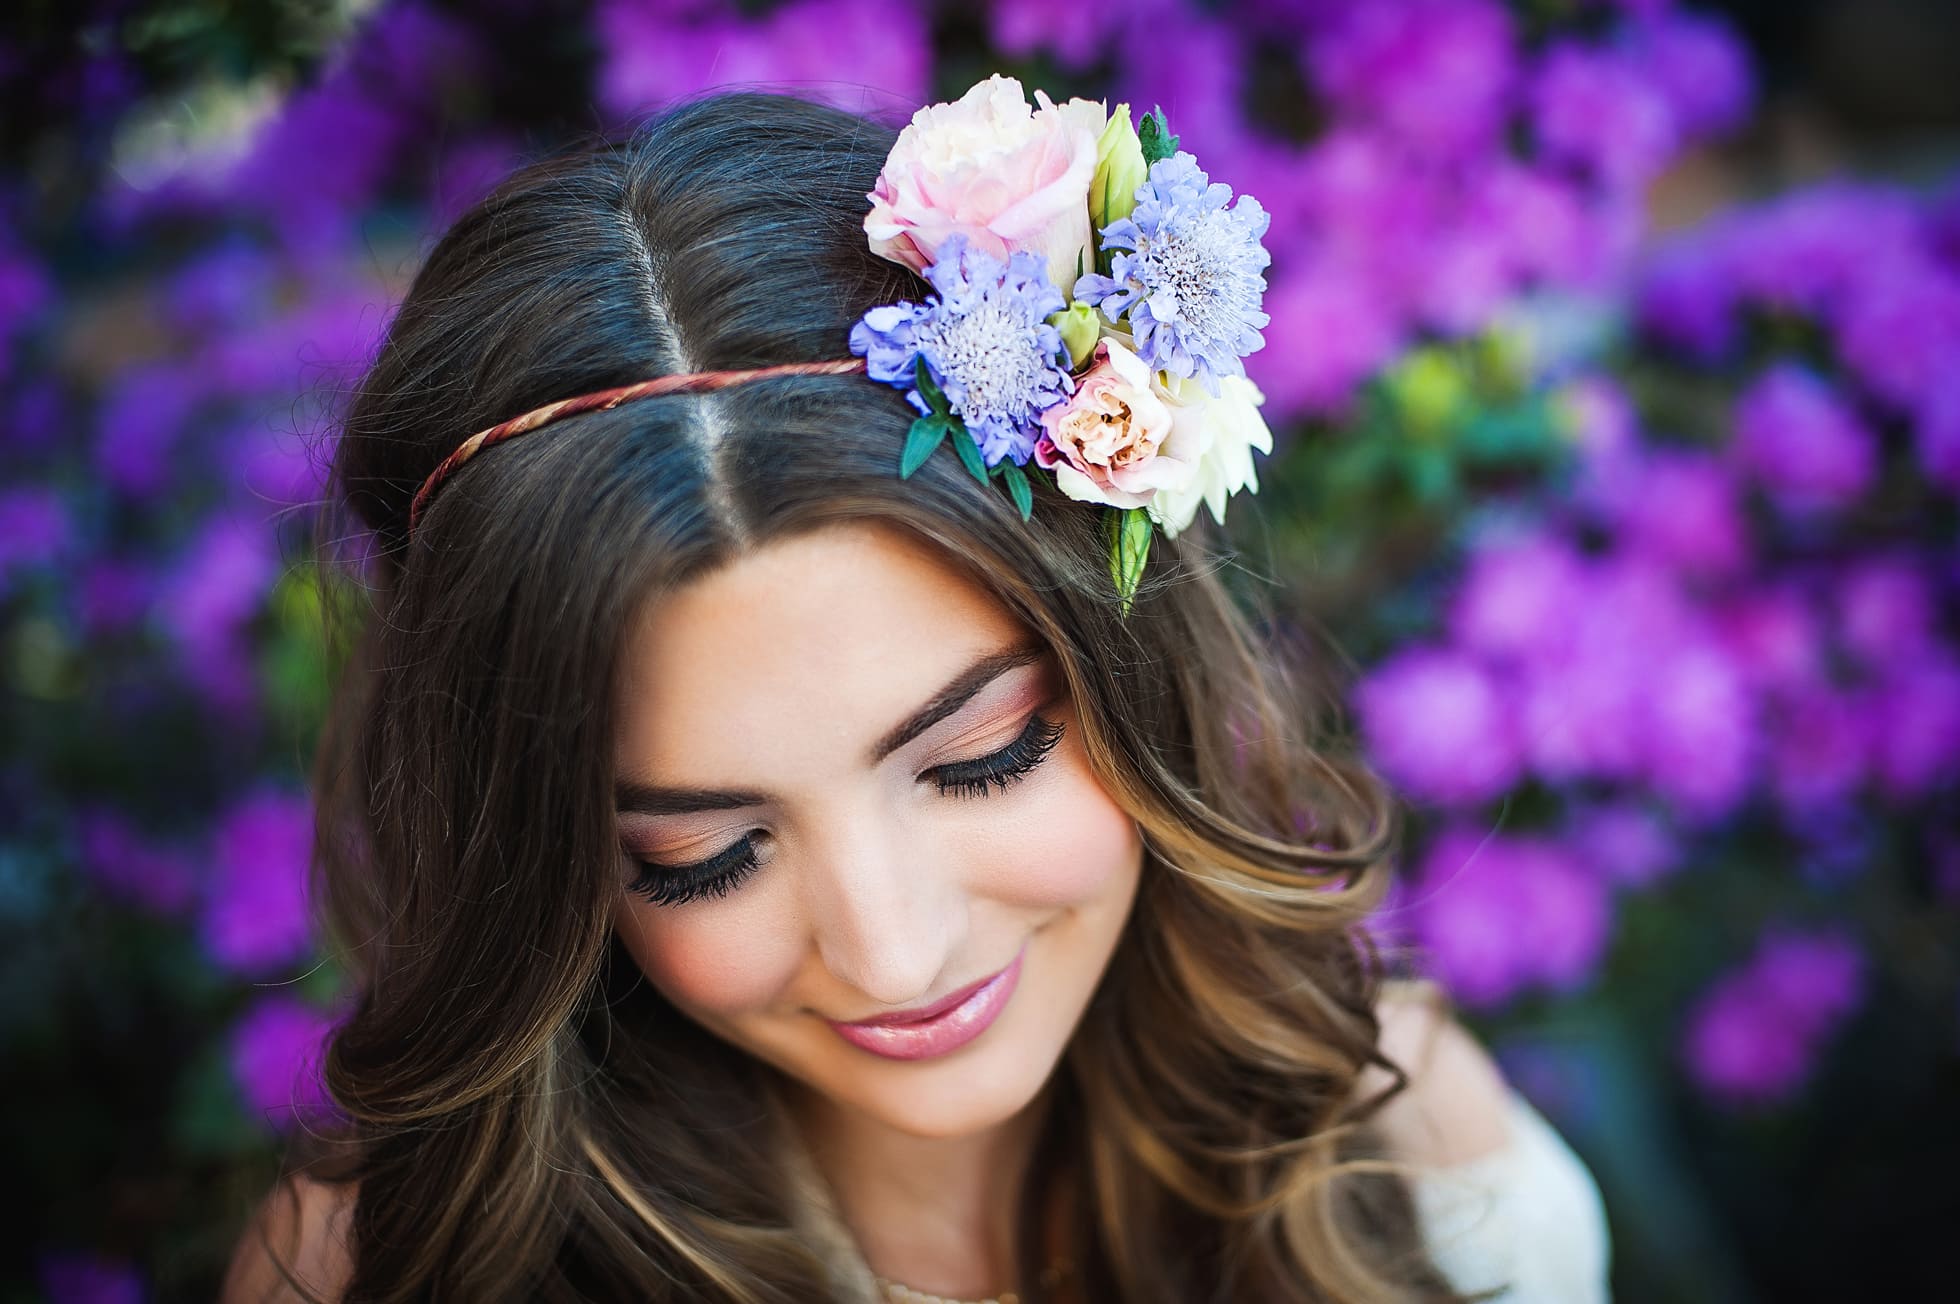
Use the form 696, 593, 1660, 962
1726, 183, 1921, 318
1357, 647, 1523, 805
1732, 364, 1878, 514
37, 1254, 144, 1304
1072, 152, 1273, 397
1717, 583, 1824, 697
228, 993, 337, 1131
850, 234, 1074, 467
75, 808, 199, 918
200, 789, 316, 974
1304, 0, 1519, 160
1530, 41, 1678, 190
1622, 9, 1755, 140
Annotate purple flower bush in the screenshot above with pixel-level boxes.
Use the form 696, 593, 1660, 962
4, 0, 1951, 1297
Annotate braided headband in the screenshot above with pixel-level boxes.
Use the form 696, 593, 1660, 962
405, 75, 1276, 612
407, 358, 867, 535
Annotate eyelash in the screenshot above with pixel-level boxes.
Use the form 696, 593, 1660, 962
624, 712, 1066, 909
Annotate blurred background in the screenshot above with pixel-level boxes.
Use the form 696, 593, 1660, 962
3, 0, 1957, 1300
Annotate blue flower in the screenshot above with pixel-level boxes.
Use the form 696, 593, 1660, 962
849, 234, 1074, 466
1073, 152, 1272, 397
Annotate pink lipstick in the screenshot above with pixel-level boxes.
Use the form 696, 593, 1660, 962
825, 943, 1025, 1061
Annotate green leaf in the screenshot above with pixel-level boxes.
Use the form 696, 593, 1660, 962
950, 426, 989, 484
900, 415, 950, 478
914, 355, 950, 413
1001, 462, 1034, 521
1137, 106, 1180, 166
1103, 506, 1153, 615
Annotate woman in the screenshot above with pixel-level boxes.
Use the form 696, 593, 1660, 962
224, 80, 1610, 1303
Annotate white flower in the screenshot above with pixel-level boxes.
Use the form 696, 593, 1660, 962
1142, 370, 1274, 538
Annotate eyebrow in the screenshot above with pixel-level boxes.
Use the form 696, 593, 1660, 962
614, 641, 1047, 816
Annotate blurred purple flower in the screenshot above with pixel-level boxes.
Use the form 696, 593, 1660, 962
1475, 162, 1599, 289
1834, 553, 1937, 669
1766, 680, 1873, 816
1915, 383, 1960, 492
0, 486, 72, 594
1732, 364, 1877, 514
164, 238, 278, 334
4, 377, 67, 455
1530, 40, 1678, 189
1410, 826, 1613, 1008
429, 133, 522, 228
77, 559, 158, 637
1717, 583, 1824, 697
1637, 227, 1741, 361
1871, 651, 1960, 800
1727, 183, 1921, 318
1358, 647, 1523, 805
595, 0, 932, 123
156, 516, 278, 713
75, 808, 199, 917
0, 235, 52, 383
988, 0, 1137, 71
1684, 925, 1866, 1107
1567, 801, 1680, 888
1834, 259, 1960, 412
1621, 9, 1755, 140
1305, 0, 1518, 160
1603, 447, 1749, 580
1643, 634, 1756, 821
1258, 259, 1404, 417
1448, 528, 1588, 665
37, 1254, 144, 1304
94, 363, 203, 501
228, 993, 337, 1131
200, 788, 315, 974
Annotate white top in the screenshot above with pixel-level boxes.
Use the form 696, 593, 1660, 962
1407, 1086, 1614, 1302
781, 1084, 1614, 1302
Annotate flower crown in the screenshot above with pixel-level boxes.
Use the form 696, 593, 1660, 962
408, 74, 1275, 613
850, 73, 1275, 612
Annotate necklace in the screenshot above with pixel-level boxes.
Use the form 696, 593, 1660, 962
872, 1259, 1071, 1304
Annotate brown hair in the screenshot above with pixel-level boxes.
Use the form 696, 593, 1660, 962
286, 90, 1476, 1303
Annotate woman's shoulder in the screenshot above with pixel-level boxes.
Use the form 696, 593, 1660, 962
222, 1173, 359, 1303
1360, 977, 1515, 1168
1363, 979, 1615, 1302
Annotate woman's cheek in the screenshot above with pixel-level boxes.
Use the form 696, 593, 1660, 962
616, 896, 800, 1016
961, 754, 1142, 909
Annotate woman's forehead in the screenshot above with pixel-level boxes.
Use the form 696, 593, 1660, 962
613, 523, 1031, 780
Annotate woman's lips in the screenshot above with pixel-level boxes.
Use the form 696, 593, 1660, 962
824, 942, 1026, 1061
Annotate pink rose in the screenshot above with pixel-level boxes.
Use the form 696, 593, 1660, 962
865, 73, 1106, 297
1034, 338, 1196, 508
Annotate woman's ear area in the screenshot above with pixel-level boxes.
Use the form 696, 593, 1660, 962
1355, 978, 1517, 1171
221, 1175, 357, 1303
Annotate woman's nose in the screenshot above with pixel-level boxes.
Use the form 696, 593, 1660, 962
798, 811, 966, 1010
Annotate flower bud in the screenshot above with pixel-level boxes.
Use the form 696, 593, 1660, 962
1090, 104, 1147, 231
1051, 301, 1102, 371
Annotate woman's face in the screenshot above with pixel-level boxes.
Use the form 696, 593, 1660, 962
611, 521, 1145, 1139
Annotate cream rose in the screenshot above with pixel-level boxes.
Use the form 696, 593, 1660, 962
1033, 338, 1195, 508
864, 73, 1107, 298
1145, 370, 1276, 538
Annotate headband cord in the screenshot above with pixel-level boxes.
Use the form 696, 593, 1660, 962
406, 357, 870, 536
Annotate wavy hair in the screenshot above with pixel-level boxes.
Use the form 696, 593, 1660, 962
280, 90, 1480, 1303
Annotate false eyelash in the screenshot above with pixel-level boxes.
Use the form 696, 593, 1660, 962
625, 712, 1068, 908
928, 712, 1066, 799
